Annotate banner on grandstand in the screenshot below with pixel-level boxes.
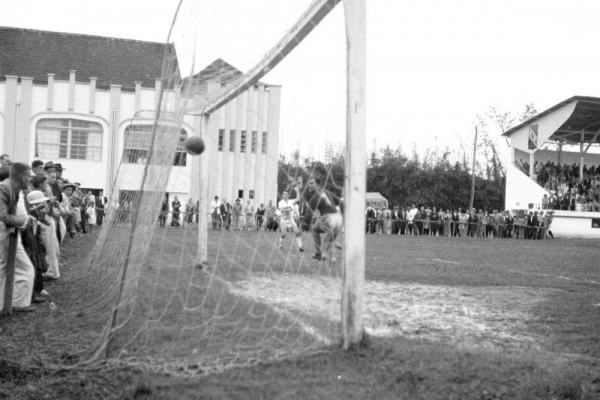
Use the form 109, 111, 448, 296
528, 125, 538, 150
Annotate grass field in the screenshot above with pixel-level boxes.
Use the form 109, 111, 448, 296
1, 227, 600, 399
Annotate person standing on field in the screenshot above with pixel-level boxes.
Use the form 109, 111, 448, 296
159, 197, 168, 228
220, 199, 230, 230
210, 196, 221, 229
232, 199, 243, 230
305, 176, 343, 262
256, 203, 266, 230
277, 189, 304, 251
244, 200, 255, 231
171, 196, 181, 228
265, 200, 276, 231
0, 163, 36, 312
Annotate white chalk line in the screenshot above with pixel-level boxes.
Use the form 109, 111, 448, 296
417, 258, 599, 286
507, 269, 600, 286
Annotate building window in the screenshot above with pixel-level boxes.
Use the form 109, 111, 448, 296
240, 130, 246, 153
251, 131, 257, 153
238, 189, 244, 199
123, 125, 188, 166
173, 130, 187, 166
249, 190, 254, 199
218, 129, 224, 152
261, 131, 268, 154
36, 118, 102, 161
229, 130, 236, 152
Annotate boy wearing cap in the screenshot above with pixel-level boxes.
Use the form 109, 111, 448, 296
31, 173, 60, 279
24, 190, 51, 303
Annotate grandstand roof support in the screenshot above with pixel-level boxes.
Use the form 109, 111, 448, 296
584, 127, 600, 153
580, 130, 585, 179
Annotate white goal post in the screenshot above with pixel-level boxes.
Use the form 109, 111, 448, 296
195, 0, 366, 348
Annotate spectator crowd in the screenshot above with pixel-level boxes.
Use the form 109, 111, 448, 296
365, 204, 555, 240
206, 196, 293, 232
515, 159, 600, 211
0, 154, 105, 313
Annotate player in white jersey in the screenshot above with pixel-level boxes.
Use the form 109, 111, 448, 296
277, 188, 304, 251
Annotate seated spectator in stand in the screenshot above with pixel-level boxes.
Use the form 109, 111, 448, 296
542, 194, 549, 209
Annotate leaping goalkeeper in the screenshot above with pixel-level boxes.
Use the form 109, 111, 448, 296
305, 176, 343, 262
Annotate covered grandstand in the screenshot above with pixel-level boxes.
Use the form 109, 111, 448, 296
502, 96, 600, 238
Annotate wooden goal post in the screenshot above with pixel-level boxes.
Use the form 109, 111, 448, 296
195, 0, 366, 348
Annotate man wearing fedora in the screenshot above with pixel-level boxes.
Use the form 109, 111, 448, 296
95, 191, 107, 226
61, 182, 77, 238
44, 162, 63, 203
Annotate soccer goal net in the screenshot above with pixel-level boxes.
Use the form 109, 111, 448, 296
35, 0, 365, 376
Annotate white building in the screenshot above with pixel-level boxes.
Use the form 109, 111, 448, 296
0, 27, 280, 213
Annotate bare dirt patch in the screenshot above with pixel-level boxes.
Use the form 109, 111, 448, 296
229, 274, 554, 352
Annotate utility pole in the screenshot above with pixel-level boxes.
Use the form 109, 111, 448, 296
469, 126, 478, 211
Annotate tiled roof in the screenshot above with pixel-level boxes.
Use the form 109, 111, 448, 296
182, 58, 244, 94
0, 27, 180, 91
182, 58, 278, 96
191, 58, 244, 85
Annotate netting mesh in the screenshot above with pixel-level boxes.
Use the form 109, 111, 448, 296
22, 0, 349, 376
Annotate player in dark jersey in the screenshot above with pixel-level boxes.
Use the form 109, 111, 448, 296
305, 176, 343, 262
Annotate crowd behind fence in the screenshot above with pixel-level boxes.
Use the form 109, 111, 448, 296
365, 207, 555, 240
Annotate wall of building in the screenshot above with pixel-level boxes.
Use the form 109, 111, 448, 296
0, 74, 280, 214
551, 210, 600, 238
505, 163, 548, 211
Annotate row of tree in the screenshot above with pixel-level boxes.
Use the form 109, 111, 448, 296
278, 104, 538, 213
278, 144, 505, 212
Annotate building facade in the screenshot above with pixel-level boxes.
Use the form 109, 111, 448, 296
0, 27, 279, 214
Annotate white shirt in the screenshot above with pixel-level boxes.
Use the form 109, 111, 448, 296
210, 200, 220, 214
278, 199, 296, 221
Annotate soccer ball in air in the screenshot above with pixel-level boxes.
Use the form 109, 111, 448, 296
184, 136, 205, 155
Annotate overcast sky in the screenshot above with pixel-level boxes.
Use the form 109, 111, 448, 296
4, 0, 600, 160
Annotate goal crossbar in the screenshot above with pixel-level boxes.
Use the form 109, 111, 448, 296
200, 0, 342, 116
